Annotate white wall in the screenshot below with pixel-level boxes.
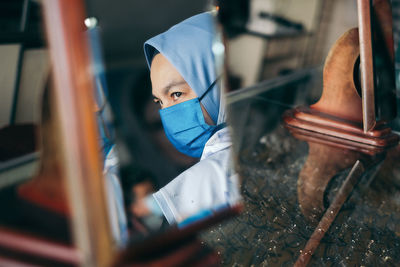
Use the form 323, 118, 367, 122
0, 46, 49, 128
15, 49, 49, 124
226, 0, 321, 87
0, 45, 20, 128
227, 35, 265, 87
251, 0, 320, 32
320, 0, 358, 61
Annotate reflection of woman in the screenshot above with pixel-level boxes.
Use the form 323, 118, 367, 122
138, 12, 241, 225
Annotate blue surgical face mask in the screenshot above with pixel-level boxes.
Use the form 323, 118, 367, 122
159, 79, 224, 158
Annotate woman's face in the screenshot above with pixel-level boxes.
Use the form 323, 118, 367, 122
150, 53, 214, 125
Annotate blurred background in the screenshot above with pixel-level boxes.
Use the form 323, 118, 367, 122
1, 0, 399, 183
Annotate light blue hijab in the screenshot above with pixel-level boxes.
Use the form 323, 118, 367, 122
144, 12, 224, 125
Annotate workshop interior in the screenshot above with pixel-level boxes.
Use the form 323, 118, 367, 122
1, 0, 400, 266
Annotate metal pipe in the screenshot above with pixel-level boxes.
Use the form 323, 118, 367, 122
294, 160, 365, 266
357, 0, 376, 132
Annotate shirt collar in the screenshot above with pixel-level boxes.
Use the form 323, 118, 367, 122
201, 127, 232, 159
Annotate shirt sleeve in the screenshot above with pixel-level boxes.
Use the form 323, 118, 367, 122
103, 147, 129, 248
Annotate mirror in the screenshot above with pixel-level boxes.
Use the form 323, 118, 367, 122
1, 0, 243, 265
84, 0, 242, 247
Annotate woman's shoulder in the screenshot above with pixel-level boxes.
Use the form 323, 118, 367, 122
201, 127, 232, 159
180, 146, 232, 179
104, 145, 119, 173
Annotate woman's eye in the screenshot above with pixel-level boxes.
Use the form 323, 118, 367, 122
153, 99, 163, 107
171, 92, 182, 100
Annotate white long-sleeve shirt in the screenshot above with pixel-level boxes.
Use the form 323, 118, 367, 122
152, 127, 241, 224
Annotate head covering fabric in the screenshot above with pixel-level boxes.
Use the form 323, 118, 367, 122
144, 12, 224, 124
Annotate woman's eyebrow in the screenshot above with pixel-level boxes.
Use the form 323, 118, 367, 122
152, 80, 188, 99
162, 80, 187, 94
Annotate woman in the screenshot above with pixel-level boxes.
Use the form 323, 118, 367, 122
138, 12, 241, 226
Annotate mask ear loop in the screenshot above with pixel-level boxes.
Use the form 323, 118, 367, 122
198, 77, 226, 130
199, 76, 221, 102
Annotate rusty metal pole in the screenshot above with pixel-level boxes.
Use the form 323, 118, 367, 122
357, 0, 376, 133
42, 0, 114, 266
294, 160, 365, 267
